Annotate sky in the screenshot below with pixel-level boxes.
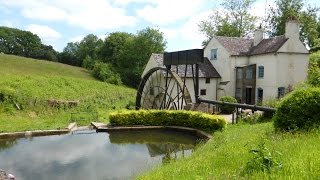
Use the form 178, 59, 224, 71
0, 0, 318, 52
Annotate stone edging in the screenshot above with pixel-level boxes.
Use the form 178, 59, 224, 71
0, 129, 70, 139
91, 122, 212, 140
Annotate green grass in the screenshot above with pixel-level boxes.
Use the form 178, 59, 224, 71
0, 54, 94, 80
139, 122, 320, 179
0, 54, 136, 133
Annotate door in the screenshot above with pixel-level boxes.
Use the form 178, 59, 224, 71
245, 88, 252, 104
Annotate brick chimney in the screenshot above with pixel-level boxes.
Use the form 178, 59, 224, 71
254, 25, 263, 46
285, 16, 300, 40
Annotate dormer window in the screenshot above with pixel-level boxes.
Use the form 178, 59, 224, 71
210, 49, 217, 60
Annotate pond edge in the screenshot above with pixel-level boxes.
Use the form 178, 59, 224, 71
91, 122, 212, 140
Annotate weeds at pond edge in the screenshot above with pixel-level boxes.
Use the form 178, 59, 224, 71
243, 140, 282, 175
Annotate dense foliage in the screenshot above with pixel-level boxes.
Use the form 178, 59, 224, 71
267, 0, 320, 49
273, 87, 320, 131
199, 0, 257, 46
0, 26, 57, 61
92, 62, 122, 85
109, 110, 227, 132
59, 28, 166, 87
307, 51, 320, 86
219, 96, 237, 114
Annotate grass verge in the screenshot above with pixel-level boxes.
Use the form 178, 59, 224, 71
139, 122, 320, 179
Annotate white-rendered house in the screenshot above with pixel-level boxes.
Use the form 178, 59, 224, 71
204, 20, 309, 104
143, 20, 309, 105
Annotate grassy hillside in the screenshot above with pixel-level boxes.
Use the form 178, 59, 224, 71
0, 54, 136, 132
0, 54, 94, 80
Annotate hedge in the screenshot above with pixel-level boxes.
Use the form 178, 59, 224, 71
109, 110, 227, 132
273, 87, 320, 131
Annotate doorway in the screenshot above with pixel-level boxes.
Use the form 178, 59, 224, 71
245, 87, 252, 104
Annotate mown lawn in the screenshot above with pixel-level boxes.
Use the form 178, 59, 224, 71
139, 122, 320, 179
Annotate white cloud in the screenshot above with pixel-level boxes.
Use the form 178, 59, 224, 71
26, 24, 62, 46
159, 27, 178, 39
1, 0, 137, 31
137, 0, 206, 25
69, 35, 85, 43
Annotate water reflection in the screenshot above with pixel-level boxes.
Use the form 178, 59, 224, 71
0, 129, 202, 180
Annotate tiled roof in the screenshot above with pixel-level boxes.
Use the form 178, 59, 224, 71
247, 35, 288, 55
214, 35, 288, 56
215, 36, 253, 55
151, 53, 221, 78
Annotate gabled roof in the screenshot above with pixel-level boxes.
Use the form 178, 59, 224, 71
247, 35, 288, 55
151, 53, 221, 78
214, 35, 289, 56
215, 36, 253, 55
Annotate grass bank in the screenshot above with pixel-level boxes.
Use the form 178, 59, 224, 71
0, 54, 136, 133
139, 122, 320, 179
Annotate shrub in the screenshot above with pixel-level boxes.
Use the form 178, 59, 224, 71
92, 62, 122, 85
273, 87, 320, 131
261, 98, 281, 119
219, 96, 237, 114
109, 110, 227, 132
307, 51, 320, 86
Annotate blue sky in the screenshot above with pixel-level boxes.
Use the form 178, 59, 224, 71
0, 0, 318, 52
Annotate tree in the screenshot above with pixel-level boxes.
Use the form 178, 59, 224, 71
98, 32, 134, 66
58, 42, 81, 66
0, 26, 58, 61
267, 0, 320, 49
199, 0, 257, 46
78, 34, 103, 62
119, 27, 167, 87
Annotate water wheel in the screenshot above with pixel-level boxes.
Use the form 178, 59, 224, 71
136, 67, 192, 110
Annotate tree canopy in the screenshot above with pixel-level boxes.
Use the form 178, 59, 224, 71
267, 0, 320, 49
0, 26, 57, 61
199, 0, 257, 46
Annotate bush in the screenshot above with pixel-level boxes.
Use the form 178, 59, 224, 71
307, 51, 320, 86
92, 62, 122, 85
273, 87, 320, 131
219, 96, 237, 114
109, 110, 227, 132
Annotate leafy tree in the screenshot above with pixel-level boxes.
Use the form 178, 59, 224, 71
58, 42, 81, 66
119, 27, 166, 87
0, 26, 58, 61
78, 34, 103, 62
267, 0, 320, 49
98, 32, 134, 66
199, 0, 257, 46
92, 62, 122, 85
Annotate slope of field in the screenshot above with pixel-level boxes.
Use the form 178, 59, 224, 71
0, 54, 94, 80
0, 54, 136, 132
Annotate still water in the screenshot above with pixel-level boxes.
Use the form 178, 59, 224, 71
0, 129, 202, 180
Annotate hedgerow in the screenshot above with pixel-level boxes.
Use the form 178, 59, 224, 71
109, 110, 227, 132
273, 87, 320, 131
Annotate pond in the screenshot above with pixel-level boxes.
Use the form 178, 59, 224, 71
0, 129, 204, 180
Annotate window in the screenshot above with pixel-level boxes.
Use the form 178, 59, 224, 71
257, 88, 263, 105
278, 87, 285, 98
246, 68, 253, 79
236, 88, 241, 98
205, 78, 210, 84
200, 89, 206, 95
237, 68, 243, 79
258, 66, 264, 78
210, 49, 217, 60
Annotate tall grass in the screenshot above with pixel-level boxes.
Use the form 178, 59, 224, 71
139, 123, 320, 179
0, 54, 136, 132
